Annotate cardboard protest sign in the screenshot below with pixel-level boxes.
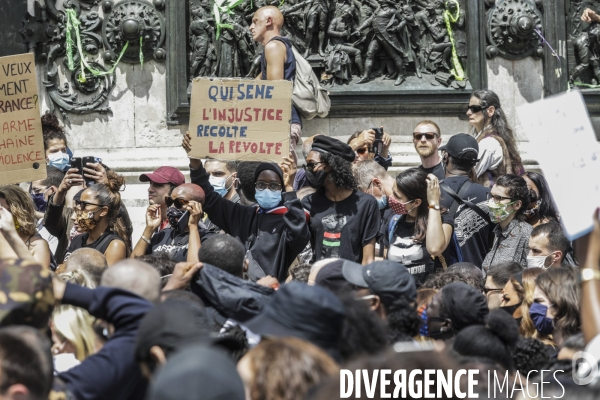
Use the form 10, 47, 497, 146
0, 52, 46, 184
188, 77, 292, 162
517, 90, 600, 240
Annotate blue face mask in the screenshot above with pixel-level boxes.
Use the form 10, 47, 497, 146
31, 192, 48, 212
255, 189, 282, 210
209, 175, 232, 197
47, 152, 70, 171
529, 302, 554, 336
377, 195, 388, 210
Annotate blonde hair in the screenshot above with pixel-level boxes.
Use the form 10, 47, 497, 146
58, 269, 97, 289
0, 185, 37, 237
520, 268, 554, 346
52, 305, 97, 361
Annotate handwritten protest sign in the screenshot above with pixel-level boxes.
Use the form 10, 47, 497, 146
0, 52, 45, 184
517, 90, 600, 240
188, 77, 292, 162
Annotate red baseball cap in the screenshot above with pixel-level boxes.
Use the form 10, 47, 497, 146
139, 166, 185, 186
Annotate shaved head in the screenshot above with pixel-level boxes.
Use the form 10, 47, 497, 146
101, 259, 161, 303
250, 6, 284, 44
172, 183, 205, 204
65, 248, 108, 285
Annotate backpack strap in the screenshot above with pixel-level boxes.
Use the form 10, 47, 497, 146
448, 180, 472, 219
440, 182, 491, 224
387, 214, 401, 248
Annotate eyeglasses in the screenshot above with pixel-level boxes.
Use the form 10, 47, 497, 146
413, 132, 438, 140
303, 162, 325, 172
165, 196, 189, 209
467, 105, 487, 113
483, 287, 502, 296
74, 199, 105, 210
355, 147, 369, 155
486, 192, 513, 204
255, 181, 282, 191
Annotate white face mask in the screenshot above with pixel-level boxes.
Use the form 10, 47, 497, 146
527, 254, 555, 269
208, 174, 233, 197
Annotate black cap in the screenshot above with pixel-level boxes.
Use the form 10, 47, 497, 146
439, 133, 480, 161
441, 282, 488, 332
244, 282, 346, 360
311, 135, 356, 162
314, 260, 352, 294
148, 344, 245, 400
342, 260, 417, 307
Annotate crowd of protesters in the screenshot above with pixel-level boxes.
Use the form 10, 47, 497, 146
1, 82, 600, 399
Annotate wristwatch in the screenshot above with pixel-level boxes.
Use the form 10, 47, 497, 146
428, 204, 441, 211
579, 268, 600, 284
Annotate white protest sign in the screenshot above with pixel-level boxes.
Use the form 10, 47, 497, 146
517, 90, 600, 240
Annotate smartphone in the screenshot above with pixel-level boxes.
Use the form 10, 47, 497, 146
82, 156, 101, 186
70, 157, 83, 176
371, 127, 384, 156
177, 210, 190, 232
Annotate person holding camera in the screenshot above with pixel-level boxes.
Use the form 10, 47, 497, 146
347, 127, 393, 170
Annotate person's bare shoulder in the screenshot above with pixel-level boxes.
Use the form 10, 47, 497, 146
264, 40, 286, 55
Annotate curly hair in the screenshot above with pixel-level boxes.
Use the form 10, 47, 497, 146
471, 90, 523, 174
512, 337, 551, 375
422, 270, 485, 292
41, 111, 68, 149
0, 185, 37, 237
494, 174, 533, 219
320, 151, 357, 190
386, 297, 421, 343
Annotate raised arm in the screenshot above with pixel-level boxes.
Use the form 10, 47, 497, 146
425, 174, 452, 257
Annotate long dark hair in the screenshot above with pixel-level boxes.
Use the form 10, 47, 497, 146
395, 168, 429, 241
494, 174, 532, 220
523, 171, 559, 222
472, 90, 523, 174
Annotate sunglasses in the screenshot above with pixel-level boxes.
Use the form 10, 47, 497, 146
467, 105, 487, 113
413, 132, 438, 140
355, 147, 369, 155
303, 161, 325, 172
256, 181, 282, 191
165, 196, 189, 209
74, 199, 105, 210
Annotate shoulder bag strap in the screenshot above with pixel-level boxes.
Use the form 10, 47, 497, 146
440, 182, 491, 224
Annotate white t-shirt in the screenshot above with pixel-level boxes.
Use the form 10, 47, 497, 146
474, 136, 503, 178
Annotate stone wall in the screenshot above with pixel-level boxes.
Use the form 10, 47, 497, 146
30, 0, 574, 242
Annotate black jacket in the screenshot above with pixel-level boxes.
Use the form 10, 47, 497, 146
190, 164, 310, 282
191, 264, 274, 329
59, 284, 152, 400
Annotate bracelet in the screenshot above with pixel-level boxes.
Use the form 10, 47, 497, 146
141, 236, 151, 245
579, 268, 600, 284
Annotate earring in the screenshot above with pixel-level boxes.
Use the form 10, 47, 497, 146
440, 327, 447, 332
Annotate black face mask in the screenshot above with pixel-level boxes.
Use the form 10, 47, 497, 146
500, 302, 522, 318
305, 170, 328, 189
166, 207, 185, 230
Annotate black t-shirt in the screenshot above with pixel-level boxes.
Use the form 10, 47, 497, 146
302, 190, 380, 263
382, 212, 453, 287
418, 162, 445, 181
439, 176, 493, 267
63, 231, 124, 261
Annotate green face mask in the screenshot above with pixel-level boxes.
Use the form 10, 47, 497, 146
487, 199, 515, 223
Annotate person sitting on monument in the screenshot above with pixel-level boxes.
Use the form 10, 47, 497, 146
131, 183, 213, 263
183, 133, 310, 282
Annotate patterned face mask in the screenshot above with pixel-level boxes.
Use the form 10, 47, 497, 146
389, 196, 415, 215
524, 199, 541, 218
487, 199, 516, 223
76, 210, 98, 232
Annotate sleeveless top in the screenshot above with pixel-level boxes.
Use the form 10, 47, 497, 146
63, 231, 125, 261
260, 36, 301, 125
